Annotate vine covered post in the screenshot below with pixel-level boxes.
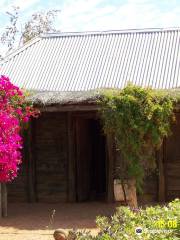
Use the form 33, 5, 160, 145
106, 133, 115, 203
157, 142, 166, 202
99, 84, 175, 203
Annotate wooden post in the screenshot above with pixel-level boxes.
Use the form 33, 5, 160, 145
0, 183, 7, 218
106, 133, 114, 202
157, 141, 165, 202
0, 183, 2, 218
2, 183, 7, 217
67, 113, 76, 202
26, 121, 36, 202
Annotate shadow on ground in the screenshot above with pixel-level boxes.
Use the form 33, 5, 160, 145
0, 202, 118, 231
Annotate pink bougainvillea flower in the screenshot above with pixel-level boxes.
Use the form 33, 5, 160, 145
0, 75, 39, 182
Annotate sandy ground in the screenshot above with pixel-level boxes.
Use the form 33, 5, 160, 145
0, 202, 118, 240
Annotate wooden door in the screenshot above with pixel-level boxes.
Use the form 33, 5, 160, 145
75, 118, 92, 201
164, 113, 180, 201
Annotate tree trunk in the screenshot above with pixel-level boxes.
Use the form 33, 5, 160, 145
128, 179, 138, 208
121, 180, 128, 205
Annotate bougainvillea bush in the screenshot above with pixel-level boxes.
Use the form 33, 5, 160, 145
0, 75, 39, 182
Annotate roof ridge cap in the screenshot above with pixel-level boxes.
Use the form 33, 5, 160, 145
41, 27, 180, 38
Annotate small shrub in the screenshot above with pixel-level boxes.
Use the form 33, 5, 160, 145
73, 199, 180, 240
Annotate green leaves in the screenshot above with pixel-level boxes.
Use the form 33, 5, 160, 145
95, 199, 180, 240
72, 199, 180, 239
99, 84, 175, 190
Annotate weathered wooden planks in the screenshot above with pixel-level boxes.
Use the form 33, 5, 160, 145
106, 133, 115, 202
157, 142, 166, 202
67, 112, 76, 202
164, 113, 180, 201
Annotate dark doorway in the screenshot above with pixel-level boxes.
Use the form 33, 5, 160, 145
164, 113, 180, 201
75, 118, 107, 202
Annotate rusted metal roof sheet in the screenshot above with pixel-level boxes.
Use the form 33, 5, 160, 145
1, 28, 180, 91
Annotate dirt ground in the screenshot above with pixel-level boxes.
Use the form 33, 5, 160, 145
0, 202, 118, 240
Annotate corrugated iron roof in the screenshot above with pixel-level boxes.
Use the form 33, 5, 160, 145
1, 28, 180, 91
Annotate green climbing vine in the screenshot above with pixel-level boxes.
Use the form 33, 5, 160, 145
99, 84, 175, 191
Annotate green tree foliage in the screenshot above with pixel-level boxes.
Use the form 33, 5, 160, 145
22, 9, 60, 44
99, 84, 175, 190
0, 6, 19, 53
0, 6, 60, 57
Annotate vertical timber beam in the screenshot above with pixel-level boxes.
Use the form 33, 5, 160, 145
67, 113, 76, 202
107, 133, 114, 203
0, 183, 7, 218
2, 183, 7, 217
26, 121, 36, 202
0, 184, 2, 218
157, 140, 165, 202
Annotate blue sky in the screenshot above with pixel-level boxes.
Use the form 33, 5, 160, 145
0, 0, 179, 33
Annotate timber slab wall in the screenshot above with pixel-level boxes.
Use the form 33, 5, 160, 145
8, 112, 68, 203
34, 112, 68, 202
7, 111, 180, 203
164, 113, 180, 201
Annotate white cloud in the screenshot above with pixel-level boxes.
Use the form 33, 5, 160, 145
1, 0, 180, 36
1, 0, 180, 33
9, 0, 41, 11
0, 0, 179, 57
57, 0, 180, 31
